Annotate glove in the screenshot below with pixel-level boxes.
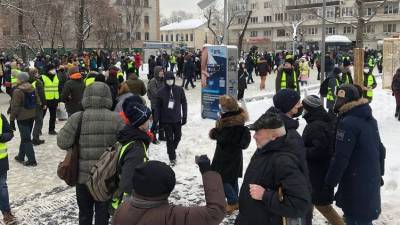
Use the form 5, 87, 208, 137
0, 133, 13, 142
195, 155, 211, 174
181, 117, 187, 126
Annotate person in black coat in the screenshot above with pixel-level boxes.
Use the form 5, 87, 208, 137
209, 95, 251, 214
147, 55, 156, 80
60, 66, 85, 117
326, 84, 386, 225
176, 54, 185, 78
302, 95, 345, 225
182, 56, 196, 90
115, 96, 152, 204
235, 112, 311, 225
107, 66, 121, 110
238, 62, 248, 100
153, 72, 187, 166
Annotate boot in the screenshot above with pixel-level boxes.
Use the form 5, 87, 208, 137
395, 106, 399, 118
32, 139, 45, 146
225, 203, 239, 215
315, 205, 345, 225
3, 212, 17, 225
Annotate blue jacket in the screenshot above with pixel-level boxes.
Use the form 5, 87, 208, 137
325, 101, 385, 221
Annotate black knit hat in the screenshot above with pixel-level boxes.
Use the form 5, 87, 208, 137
122, 96, 151, 128
302, 95, 323, 112
165, 71, 175, 80
132, 161, 176, 197
273, 89, 301, 113
248, 112, 284, 131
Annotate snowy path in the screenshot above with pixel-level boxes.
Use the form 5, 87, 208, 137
1, 68, 399, 224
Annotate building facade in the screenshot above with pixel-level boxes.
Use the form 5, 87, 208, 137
229, 0, 400, 52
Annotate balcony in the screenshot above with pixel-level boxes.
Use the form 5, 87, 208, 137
286, 1, 341, 10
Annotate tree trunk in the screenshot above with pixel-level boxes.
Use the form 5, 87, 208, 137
354, 0, 365, 86
18, 0, 26, 62
355, 1, 364, 49
76, 0, 85, 54
238, 11, 252, 58
51, 18, 59, 51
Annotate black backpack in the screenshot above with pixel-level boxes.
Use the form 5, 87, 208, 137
319, 77, 332, 97
24, 91, 36, 109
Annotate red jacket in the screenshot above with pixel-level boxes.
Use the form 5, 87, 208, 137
134, 54, 142, 69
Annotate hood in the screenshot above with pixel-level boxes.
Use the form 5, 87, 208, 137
266, 106, 299, 130
154, 66, 163, 80
216, 107, 249, 128
303, 106, 333, 124
82, 82, 113, 109
117, 125, 151, 146
339, 99, 373, 120
16, 82, 35, 93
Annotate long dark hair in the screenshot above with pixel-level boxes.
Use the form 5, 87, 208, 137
239, 62, 245, 73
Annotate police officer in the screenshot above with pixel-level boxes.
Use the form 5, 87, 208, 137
326, 67, 341, 113
362, 65, 377, 103
40, 64, 59, 135
341, 67, 353, 85
275, 56, 300, 94
169, 53, 177, 72
367, 55, 376, 73
0, 113, 15, 225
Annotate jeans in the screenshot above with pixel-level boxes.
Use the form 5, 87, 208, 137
17, 119, 36, 163
223, 181, 239, 205
76, 184, 109, 225
43, 100, 58, 132
247, 67, 254, 83
345, 217, 373, 225
32, 107, 44, 141
0, 172, 10, 214
163, 123, 182, 160
170, 63, 175, 72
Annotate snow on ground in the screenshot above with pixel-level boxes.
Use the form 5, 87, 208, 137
0, 67, 399, 225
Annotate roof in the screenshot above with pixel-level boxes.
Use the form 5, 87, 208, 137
325, 35, 352, 43
160, 19, 206, 31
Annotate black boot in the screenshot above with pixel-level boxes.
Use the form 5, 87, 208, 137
396, 106, 400, 118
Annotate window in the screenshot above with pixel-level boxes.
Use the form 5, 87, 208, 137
127, 32, 131, 39
251, 3, 258, 9
143, 0, 149, 7
238, 18, 245, 24
264, 16, 272, 22
161, 34, 163, 42
264, 1, 271, 8
165, 34, 168, 41
145, 32, 150, 41
290, 13, 301, 22
384, 24, 397, 33
326, 27, 336, 35
277, 29, 286, 37
366, 8, 374, 16
176, 34, 179, 41
364, 24, 375, 33
326, 7, 335, 18
250, 17, 258, 24
264, 30, 272, 36
384, 3, 399, 14
307, 27, 318, 35
170, 34, 173, 41
144, 16, 149, 25
250, 31, 258, 37
136, 32, 141, 40
275, 13, 284, 22
190, 33, 194, 41
185, 34, 188, 41
343, 26, 354, 34
2, 27, 11, 36
342, 7, 353, 17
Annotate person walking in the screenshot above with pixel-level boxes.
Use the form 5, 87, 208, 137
0, 113, 16, 225
57, 82, 125, 225
10, 72, 40, 167
391, 68, 400, 120
257, 55, 268, 90
40, 64, 59, 135
153, 72, 187, 166
182, 56, 196, 90
60, 66, 85, 117
298, 57, 310, 87
237, 62, 248, 101
147, 66, 165, 143
235, 112, 311, 225
113, 158, 226, 225
209, 95, 251, 214
29, 68, 46, 146
362, 65, 377, 103
301, 95, 345, 225
326, 84, 386, 225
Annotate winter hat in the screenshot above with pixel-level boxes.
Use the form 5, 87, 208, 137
132, 160, 176, 198
302, 95, 323, 112
273, 89, 301, 113
334, 84, 362, 112
17, 71, 30, 83
165, 71, 175, 80
248, 112, 284, 131
219, 95, 239, 113
122, 96, 151, 128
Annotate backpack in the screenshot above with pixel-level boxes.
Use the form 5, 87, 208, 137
319, 77, 332, 97
86, 142, 123, 202
23, 91, 36, 109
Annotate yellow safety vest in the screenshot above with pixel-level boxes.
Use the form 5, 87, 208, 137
170, 55, 176, 64
117, 71, 124, 80
327, 78, 340, 101
127, 62, 134, 70
32, 81, 37, 88
42, 75, 59, 100
281, 71, 298, 92
11, 69, 20, 87
111, 141, 148, 210
85, 77, 95, 87
0, 117, 7, 160
366, 74, 374, 98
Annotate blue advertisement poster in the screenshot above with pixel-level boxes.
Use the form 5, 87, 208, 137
201, 46, 227, 120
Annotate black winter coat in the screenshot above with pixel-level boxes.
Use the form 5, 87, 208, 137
235, 136, 312, 225
106, 76, 120, 110
325, 101, 385, 221
154, 84, 187, 124
302, 107, 336, 205
238, 69, 248, 90
183, 60, 195, 79
61, 78, 85, 115
0, 114, 13, 174
210, 109, 251, 183
117, 125, 151, 195
392, 73, 400, 92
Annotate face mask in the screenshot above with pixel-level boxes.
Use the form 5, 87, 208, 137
364, 69, 369, 73
166, 79, 174, 86
293, 106, 304, 118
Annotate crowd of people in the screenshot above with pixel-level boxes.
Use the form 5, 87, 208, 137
0, 45, 394, 225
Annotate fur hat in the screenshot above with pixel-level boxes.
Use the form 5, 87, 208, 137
219, 95, 239, 113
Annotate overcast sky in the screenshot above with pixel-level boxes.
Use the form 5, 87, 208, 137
160, 0, 201, 17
